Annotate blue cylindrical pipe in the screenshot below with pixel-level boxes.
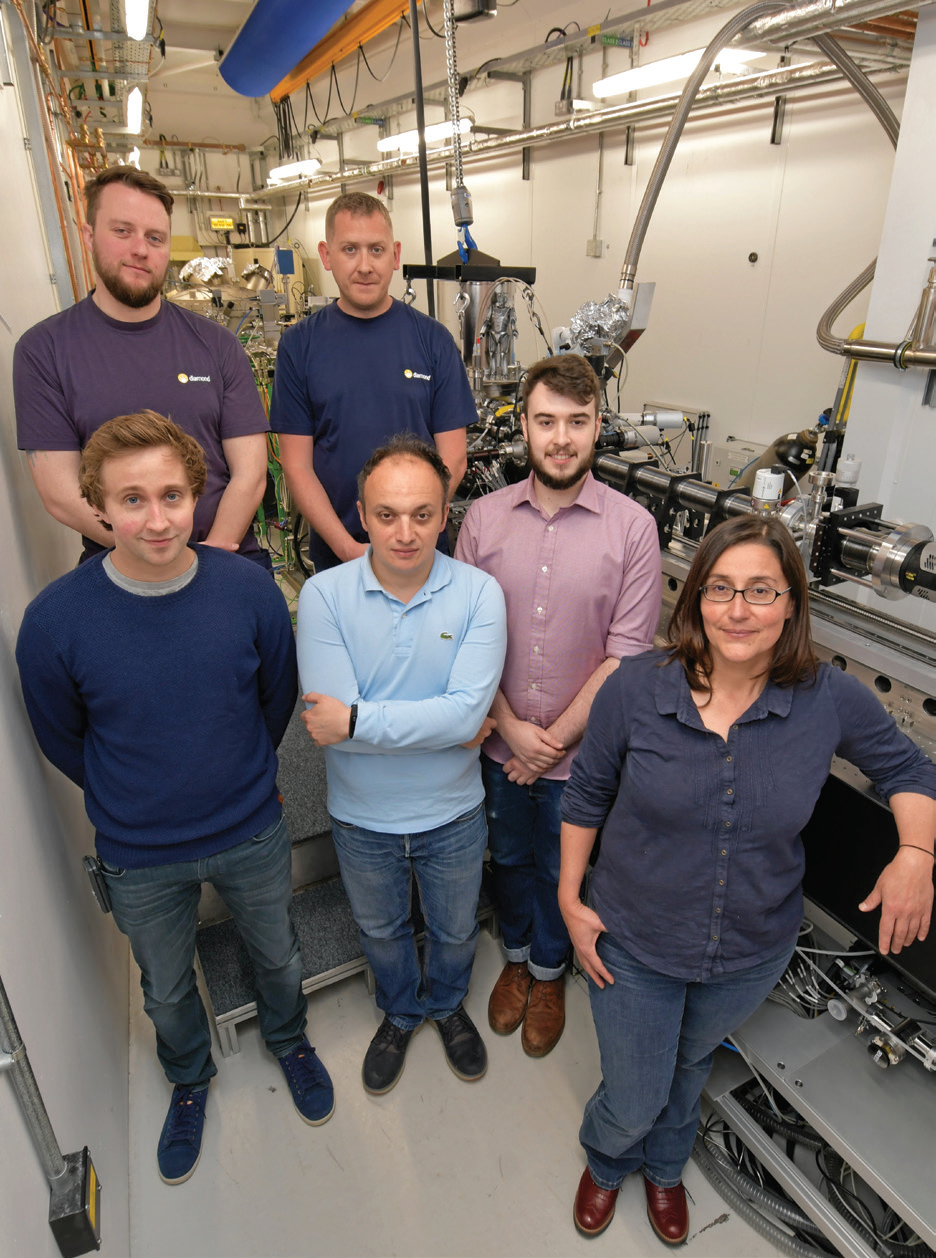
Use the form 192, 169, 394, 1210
219, 0, 352, 98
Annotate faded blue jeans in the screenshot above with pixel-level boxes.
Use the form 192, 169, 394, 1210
581, 931, 794, 1189
101, 814, 306, 1087
481, 753, 569, 979
330, 801, 487, 1029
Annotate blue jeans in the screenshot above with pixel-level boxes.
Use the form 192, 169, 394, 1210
101, 814, 306, 1087
330, 801, 487, 1029
481, 754, 569, 979
581, 932, 793, 1190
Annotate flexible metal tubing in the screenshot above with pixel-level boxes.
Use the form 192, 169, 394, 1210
619, 0, 791, 289
692, 1137, 827, 1257
812, 33, 899, 354
700, 1137, 828, 1237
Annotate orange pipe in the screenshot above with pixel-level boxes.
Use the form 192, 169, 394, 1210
271, 0, 418, 105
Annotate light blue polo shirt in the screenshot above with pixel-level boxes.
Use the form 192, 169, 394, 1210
297, 550, 507, 833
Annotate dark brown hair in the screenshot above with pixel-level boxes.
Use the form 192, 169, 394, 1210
666, 514, 818, 692
357, 433, 451, 507
79, 411, 206, 526
84, 166, 174, 226
521, 354, 600, 413
325, 191, 393, 239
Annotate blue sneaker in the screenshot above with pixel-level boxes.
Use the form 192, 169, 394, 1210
278, 1039, 335, 1126
157, 1084, 208, 1185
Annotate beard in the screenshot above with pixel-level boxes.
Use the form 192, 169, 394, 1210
529, 445, 594, 492
93, 249, 167, 310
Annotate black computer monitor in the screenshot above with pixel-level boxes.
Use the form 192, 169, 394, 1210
800, 773, 936, 1007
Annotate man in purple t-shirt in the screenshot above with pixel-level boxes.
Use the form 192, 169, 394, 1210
13, 166, 269, 565
455, 355, 662, 1058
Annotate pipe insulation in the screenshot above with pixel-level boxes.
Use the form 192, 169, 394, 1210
219, 0, 353, 98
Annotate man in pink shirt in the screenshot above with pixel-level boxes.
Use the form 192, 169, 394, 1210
455, 355, 662, 1057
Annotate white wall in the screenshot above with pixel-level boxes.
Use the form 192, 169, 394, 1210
838, 8, 936, 629
246, 5, 903, 453
0, 13, 131, 1255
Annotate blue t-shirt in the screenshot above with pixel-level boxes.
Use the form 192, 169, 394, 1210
270, 300, 474, 560
13, 295, 268, 561
562, 653, 936, 981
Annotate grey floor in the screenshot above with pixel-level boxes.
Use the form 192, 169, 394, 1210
127, 929, 783, 1258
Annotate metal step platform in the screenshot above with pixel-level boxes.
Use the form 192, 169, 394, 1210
196, 870, 498, 1056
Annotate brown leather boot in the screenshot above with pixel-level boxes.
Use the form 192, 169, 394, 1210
521, 976, 565, 1056
487, 962, 532, 1034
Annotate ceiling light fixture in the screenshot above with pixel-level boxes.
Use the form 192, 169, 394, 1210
124, 0, 150, 41
376, 119, 472, 153
126, 87, 143, 133
593, 47, 768, 97
266, 158, 322, 185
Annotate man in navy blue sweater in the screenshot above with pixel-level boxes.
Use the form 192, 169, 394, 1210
16, 411, 333, 1186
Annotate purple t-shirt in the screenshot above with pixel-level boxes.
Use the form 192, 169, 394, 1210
14, 295, 268, 559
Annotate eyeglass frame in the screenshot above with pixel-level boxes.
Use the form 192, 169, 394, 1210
700, 584, 792, 606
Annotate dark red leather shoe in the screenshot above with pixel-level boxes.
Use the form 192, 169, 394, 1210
573, 1167, 619, 1237
644, 1177, 689, 1245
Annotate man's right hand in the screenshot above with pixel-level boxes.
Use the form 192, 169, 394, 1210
501, 718, 565, 773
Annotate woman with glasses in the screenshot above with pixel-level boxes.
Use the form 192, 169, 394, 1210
558, 514, 936, 1245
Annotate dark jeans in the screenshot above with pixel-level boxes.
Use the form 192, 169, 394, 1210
581, 931, 794, 1189
330, 801, 487, 1029
101, 814, 306, 1086
481, 753, 569, 978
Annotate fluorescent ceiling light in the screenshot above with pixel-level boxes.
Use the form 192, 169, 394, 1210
266, 158, 322, 185
127, 87, 143, 133
594, 47, 768, 97
377, 118, 472, 153
124, 0, 150, 41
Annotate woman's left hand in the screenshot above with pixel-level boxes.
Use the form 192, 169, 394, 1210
859, 847, 934, 954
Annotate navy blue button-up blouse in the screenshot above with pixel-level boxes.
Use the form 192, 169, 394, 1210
561, 652, 936, 981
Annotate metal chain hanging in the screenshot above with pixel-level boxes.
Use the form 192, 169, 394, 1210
442, 0, 477, 259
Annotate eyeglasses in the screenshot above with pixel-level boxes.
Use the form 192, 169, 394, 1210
700, 584, 791, 606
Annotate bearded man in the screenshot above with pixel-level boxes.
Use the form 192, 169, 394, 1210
455, 354, 662, 1057
13, 166, 270, 568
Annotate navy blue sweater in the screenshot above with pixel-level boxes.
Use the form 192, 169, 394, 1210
16, 548, 298, 868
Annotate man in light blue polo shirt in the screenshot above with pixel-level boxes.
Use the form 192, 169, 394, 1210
296, 434, 506, 1096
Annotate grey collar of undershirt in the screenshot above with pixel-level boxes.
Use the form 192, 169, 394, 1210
103, 551, 199, 596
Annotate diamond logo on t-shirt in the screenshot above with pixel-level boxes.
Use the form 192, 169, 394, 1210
178, 373, 189, 383
404, 368, 431, 381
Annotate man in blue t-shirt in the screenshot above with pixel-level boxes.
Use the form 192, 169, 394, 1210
16, 412, 333, 1186
14, 166, 269, 567
270, 192, 473, 571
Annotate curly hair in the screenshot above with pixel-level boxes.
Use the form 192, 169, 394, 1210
79, 412, 206, 526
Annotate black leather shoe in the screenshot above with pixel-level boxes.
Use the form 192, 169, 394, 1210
432, 1006, 487, 1081
573, 1167, 619, 1237
362, 1017, 421, 1095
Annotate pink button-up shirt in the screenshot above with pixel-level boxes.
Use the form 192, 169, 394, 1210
455, 471, 662, 778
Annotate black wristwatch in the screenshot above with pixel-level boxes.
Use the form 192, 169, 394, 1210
348, 703, 358, 740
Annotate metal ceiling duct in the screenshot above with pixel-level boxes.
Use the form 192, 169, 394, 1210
219, 0, 353, 98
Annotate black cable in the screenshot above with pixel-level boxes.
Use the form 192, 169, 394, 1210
360, 18, 405, 82
252, 193, 303, 249
422, 1, 444, 38
330, 54, 361, 118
